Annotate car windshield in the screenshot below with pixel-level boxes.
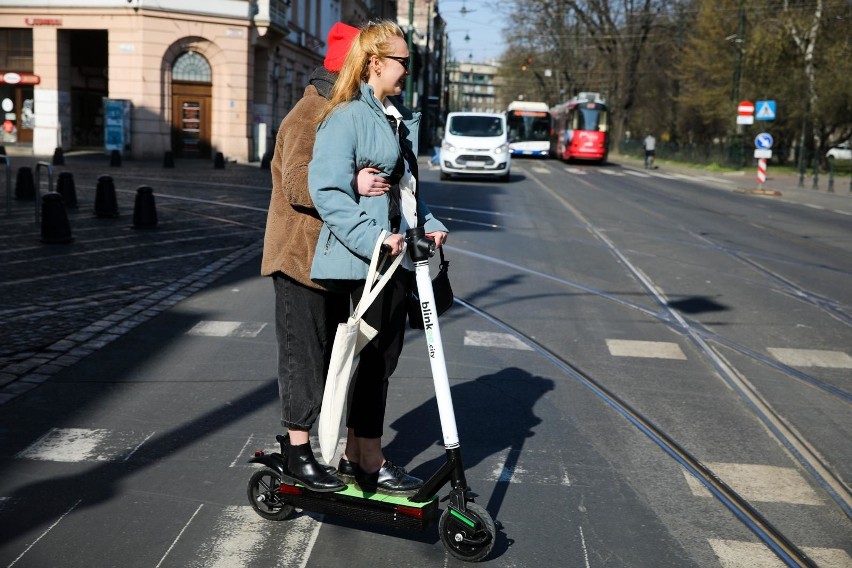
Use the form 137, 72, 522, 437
449, 116, 504, 137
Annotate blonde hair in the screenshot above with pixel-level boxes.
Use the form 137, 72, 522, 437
317, 20, 405, 124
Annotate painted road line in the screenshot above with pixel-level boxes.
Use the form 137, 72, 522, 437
605, 339, 687, 360
16, 427, 155, 463
7, 499, 83, 568
598, 169, 625, 176
683, 463, 822, 505
623, 170, 650, 178
187, 320, 268, 338
532, 166, 550, 174
464, 330, 534, 351
768, 348, 852, 369
564, 167, 587, 175
187, 506, 320, 568
708, 539, 851, 568
155, 504, 204, 568
485, 448, 572, 486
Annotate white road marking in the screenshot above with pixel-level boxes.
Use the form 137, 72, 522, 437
531, 166, 550, 174
485, 449, 571, 486
651, 172, 679, 179
605, 339, 687, 360
155, 504, 204, 568
188, 506, 320, 568
683, 463, 822, 505
16, 427, 155, 462
564, 167, 587, 175
708, 539, 851, 568
623, 170, 650, 178
187, 320, 267, 338
767, 348, 852, 369
598, 169, 625, 176
7, 499, 82, 567
464, 330, 533, 351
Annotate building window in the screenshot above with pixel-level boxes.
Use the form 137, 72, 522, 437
0, 28, 34, 71
172, 51, 211, 83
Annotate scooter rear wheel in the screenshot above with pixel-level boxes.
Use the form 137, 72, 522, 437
247, 467, 295, 521
438, 502, 495, 562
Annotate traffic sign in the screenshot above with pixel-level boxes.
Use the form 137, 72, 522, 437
755, 100, 776, 120
755, 132, 774, 149
754, 149, 773, 159
737, 100, 755, 115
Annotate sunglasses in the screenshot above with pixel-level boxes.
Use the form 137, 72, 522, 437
385, 55, 410, 72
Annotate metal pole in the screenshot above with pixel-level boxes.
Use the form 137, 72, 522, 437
1, 154, 10, 216
34, 161, 53, 225
405, 0, 414, 108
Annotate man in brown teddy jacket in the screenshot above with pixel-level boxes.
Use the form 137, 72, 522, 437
260, 22, 390, 491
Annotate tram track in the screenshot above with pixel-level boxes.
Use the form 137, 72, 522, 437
457, 297, 819, 568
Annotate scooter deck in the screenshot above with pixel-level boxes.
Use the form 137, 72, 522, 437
278, 482, 439, 530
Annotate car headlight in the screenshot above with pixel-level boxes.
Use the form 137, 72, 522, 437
442, 141, 456, 152
493, 143, 509, 155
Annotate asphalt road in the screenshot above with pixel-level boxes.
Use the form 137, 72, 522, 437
0, 153, 850, 567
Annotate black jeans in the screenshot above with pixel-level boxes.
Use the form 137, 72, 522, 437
346, 269, 411, 439
273, 273, 349, 430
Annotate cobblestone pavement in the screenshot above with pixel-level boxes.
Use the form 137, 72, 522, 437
1, 151, 273, 404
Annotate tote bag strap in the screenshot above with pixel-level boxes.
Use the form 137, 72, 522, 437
352, 231, 405, 320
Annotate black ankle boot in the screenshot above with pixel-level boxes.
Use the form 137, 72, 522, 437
277, 434, 336, 474
286, 442, 345, 493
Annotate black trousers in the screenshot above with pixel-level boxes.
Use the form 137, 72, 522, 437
346, 269, 412, 439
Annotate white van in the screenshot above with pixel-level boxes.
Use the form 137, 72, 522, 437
439, 112, 511, 182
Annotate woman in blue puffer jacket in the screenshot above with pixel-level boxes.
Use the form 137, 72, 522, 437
307, 20, 448, 495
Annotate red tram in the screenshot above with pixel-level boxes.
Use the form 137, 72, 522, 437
549, 92, 609, 163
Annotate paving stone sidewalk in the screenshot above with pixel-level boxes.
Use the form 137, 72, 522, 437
1, 151, 273, 405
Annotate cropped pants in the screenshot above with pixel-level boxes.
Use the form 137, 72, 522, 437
273, 272, 349, 430
346, 268, 411, 440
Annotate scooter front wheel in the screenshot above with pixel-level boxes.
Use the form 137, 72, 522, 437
247, 467, 295, 521
438, 502, 495, 562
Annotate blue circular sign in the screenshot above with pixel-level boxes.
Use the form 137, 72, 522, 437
755, 133, 774, 149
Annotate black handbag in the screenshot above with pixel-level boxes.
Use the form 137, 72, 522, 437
408, 247, 454, 329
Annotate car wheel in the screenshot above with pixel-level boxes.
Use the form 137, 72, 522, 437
440, 171, 450, 181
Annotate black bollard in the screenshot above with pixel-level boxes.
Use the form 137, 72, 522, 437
56, 171, 78, 208
110, 149, 122, 167
0, 145, 6, 156
163, 150, 174, 168
52, 147, 65, 166
213, 151, 225, 169
260, 152, 272, 170
15, 166, 35, 200
94, 175, 119, 217
41, 192, 74, 243
132, 185, 158, 229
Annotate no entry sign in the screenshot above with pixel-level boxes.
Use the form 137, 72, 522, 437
738, 101, 755, 115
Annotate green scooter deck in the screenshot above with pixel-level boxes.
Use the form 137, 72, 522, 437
279, 483, 439, 530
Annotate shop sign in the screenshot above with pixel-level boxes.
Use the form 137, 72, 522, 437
1, 72, 41, 85
25, 18, 62, 26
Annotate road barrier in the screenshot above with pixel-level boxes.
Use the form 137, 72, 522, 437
41, 192, 73, 243
56, 171, 78, 208
15, 166, 34, 201
132, 185, 158, 229
94, 175, 120, 217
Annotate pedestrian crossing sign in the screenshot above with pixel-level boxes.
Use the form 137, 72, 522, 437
755, 100, 776, 120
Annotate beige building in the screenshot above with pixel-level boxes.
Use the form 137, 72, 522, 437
446, 59, 499, 113
0, 0, 396, 161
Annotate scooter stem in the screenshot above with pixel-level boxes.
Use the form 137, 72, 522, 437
406, 228, 460, 449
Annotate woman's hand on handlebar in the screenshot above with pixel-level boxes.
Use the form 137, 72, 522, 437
383, 233, 405, 256
427, 231, 448, 248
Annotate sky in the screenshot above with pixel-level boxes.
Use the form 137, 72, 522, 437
440, 0, 509, 64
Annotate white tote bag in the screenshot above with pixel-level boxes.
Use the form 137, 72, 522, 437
317, 231, 405, 464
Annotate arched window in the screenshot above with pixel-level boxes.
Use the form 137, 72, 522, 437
172, 51, 211, 83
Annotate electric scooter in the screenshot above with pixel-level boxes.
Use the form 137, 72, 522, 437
246, 227, 496, 562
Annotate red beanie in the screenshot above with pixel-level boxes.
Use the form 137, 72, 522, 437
324, 23, 359, 73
